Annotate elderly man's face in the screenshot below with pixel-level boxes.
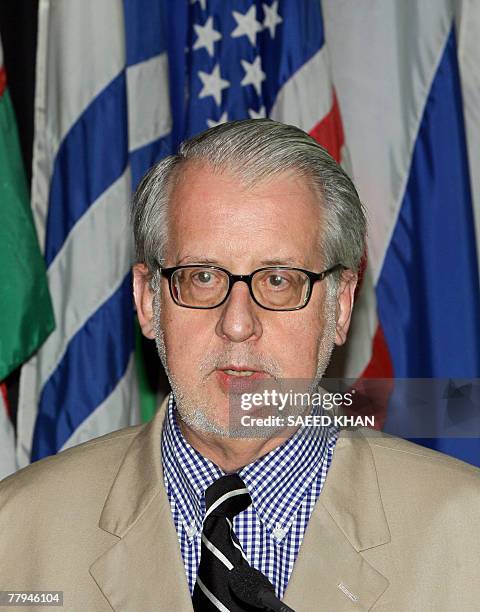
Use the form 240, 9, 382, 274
134, 161, 356, 434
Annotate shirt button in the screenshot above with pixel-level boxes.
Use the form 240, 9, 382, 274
186, 523, 197, 538
273, 526, 286, 540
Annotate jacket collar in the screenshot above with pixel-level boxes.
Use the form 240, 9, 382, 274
90, 396, 390, 611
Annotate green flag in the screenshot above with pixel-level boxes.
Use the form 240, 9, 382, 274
0, 46, 55, 379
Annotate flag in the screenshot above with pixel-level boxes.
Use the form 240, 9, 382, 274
0, 35, 55, 478
323, 0, 480, 465
0, 39, 54, 383
171, 0, 343, 158
16, 0, 163, 465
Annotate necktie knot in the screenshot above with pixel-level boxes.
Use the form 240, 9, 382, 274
205, 474, 251, 520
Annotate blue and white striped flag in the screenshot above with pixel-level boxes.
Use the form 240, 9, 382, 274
17, 0, 172, 465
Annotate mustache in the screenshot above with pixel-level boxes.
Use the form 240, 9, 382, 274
199, 348, 282, 379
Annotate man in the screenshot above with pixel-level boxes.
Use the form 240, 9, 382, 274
1, 119, 479, 611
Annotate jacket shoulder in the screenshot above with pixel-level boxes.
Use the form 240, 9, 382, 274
357, 428, 480, 524
362, 427, 480, 478
0, 424, 152, 603
0, 423, 144, 509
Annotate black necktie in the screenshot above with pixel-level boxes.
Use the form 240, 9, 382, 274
192, 474, 257, 611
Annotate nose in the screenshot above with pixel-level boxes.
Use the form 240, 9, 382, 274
215, 280, 263, 343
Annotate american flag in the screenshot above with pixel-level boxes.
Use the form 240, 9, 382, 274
183, 0, 343, 160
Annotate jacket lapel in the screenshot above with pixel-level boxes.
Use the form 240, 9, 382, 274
90, 396, 193, 612
283, 430, 391, 611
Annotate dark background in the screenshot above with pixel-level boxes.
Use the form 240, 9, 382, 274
0, 0, 37, 183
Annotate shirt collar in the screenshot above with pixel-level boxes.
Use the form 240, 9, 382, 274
161, 393, 337, 541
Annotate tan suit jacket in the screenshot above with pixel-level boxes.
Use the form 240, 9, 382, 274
1, 395, 479, 611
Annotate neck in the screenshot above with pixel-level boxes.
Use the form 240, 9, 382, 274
178, 418, 295, 472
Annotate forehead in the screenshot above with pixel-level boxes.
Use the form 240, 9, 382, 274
166, 161, 323, 268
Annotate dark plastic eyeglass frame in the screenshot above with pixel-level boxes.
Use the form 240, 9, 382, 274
159, 263, 346, 311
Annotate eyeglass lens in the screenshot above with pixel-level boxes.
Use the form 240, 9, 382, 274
171, 267, 310, 310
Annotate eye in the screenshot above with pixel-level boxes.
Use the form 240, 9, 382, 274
196, 271, 213, 283
267, 274, 289, 288
189, 269, 223, 288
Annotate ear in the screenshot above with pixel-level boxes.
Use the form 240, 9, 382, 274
133, 263, 156, 339
334, 270, 358, 346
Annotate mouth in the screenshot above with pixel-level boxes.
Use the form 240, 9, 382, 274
214, 366, 271, 392
222, 369, 259, 377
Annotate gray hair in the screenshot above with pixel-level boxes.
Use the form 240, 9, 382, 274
132, 119, 366, 286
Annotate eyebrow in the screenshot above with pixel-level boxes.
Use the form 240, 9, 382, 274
259, 258, 302, 267
176, 256, 305, 267
177, 256, 220, 265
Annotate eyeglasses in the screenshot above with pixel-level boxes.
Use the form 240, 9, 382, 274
158, 263, 345, 311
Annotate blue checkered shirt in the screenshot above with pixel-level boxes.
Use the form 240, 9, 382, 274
161, 393, 338, 598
